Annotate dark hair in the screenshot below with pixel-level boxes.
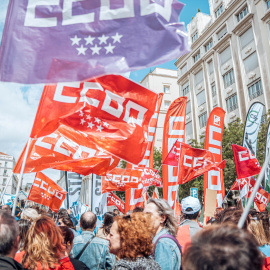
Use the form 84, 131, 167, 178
215, 208, 250, 229
57, 209, 69, 219
59, 216, 75, 230
80, 212, 97, 230
102, 212, 116, 235
59, 226, 74, 245
257, 210, 270, 240
182, 207, 200, 220
182, 224, 263, 270
0, 210, 19, 255
18, 219, 31, 249
133, 207, 144, 213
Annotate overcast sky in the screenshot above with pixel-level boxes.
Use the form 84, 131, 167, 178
0, 0, 210, 184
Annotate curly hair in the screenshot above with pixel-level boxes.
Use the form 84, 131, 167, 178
115, 212, 156, 260
21, 216, 65, 270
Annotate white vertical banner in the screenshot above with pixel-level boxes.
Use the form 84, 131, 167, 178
67, 172, 82, 207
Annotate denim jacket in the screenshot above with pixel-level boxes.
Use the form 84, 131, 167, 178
71, 231, 115, 270
153, 228, 181, 270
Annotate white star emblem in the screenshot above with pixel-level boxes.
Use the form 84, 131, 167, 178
97, 125, 104, 132
112, 33, 123, 43
90, 44, 102, 55
80, 119, 86, 125
79, 111, 84, 117
98, 34, 109, 44
76, 45, 87, 55
87, 122, 94, 129
70, 35, 81, 46
104, 43, 115, 54
103, 121, 109, 127
94, 117, 101, 123
84, 35, 95, 45
86, 115, 91, 120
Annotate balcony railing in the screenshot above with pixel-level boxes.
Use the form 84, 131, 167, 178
228, 103, 238, 112
249, 89, 263, 100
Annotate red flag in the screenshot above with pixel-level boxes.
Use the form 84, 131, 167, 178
152, 189, 159, 199
163, 140, 180, 166
125, 187, 145, 213
101, 168, 143, 193
13, 127, 119, 176
178, 143, 226, 184
173, 200, 182, 224
232, 144, 261, 179
204, 107, 226, 209
29, 75, 158, 164
107, 192, 125, 214
139, 167, 162, 188
254, 188, 270, 212
27, 172, 67, 212
162, 97, 187, 208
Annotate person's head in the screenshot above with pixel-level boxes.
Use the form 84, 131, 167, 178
21, 208, 40, 223
1, 205, 12, 214
181, 196, 201, 221
58, 215, 75, 230
144, 198, 178, 237
182, 224, 263, 270
102, 212, 116, 235
248, 219, 270, 246
113, 209, 120, 216
0, 210, 20, 258
107, 212, 156, 259
215, 208, 250, 229
80, 211, 97, 231
18, 219, 31, 250
133, 207, 144, 213
21, 216, 65, 270
59, 226, 74, 255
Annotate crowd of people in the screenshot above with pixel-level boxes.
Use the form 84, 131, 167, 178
0, 197, 269, 270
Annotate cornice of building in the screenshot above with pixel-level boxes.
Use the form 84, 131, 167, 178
232, 12, 254, 35
261, 8, 270, 23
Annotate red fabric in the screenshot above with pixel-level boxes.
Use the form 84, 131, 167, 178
232, 144, 261, 179
163, 140, 180, 166
101, 168, 143, 193
27, 172, 67, 213
176, 225, 191, 253
30, 75, 157, 165
107, 192, 125, 214
203, 107, 225, 210
162, 97, 187, 208
263, 257, 270, 270
177, 142, 226, 184
15, 252, 74, 270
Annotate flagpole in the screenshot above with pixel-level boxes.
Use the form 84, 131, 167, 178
65, 171, 70, 209
12, 138, 32, 216
0, 173, 14, 204
221, 189, 231, 205
238, 153, 270, 228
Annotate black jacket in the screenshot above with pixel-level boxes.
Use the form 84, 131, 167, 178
70, 257, 89, 270
0, 256, 27, 270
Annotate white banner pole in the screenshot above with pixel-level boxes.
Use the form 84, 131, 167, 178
12, 138, 32, 216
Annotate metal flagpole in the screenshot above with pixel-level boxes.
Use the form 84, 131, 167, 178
0, 173, 14, 204
65, 171, 70, 209
12, 138, 32, 216
238, 153, 270, 228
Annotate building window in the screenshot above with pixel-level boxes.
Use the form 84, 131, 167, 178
164, 100, 171, 109
205, 40, 213, 52
248, 80, 263, 100
240, 27, 254, 50
217, 26, 227, 40
208, 61, 214, 74
3, 169, 7, 176
193, 52, 201, 63
163, 85, 170, 94
237, 6, 249, 22
199, 113, 208, 128
186, 101, 191, 114
267, 0, 270, 9
4, 161, 8, 167
195, 70, 203, 86
220, 46, 231, 66
243, 52, 259, 73
197, 90, 206, 107
3, 178, 7, 185
186, 121, 193, 136
182, 83, 190, 96
212, 84, 217, 97
181, 64, 187, 75
226, 94, 238, 112
223, 69, 235, 88
215, 5, 224, 18
192, 32, 198, 43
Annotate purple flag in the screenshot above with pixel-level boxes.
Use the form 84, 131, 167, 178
0, 0, 189, 84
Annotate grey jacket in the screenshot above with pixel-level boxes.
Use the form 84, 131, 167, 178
112, 257, 161, 270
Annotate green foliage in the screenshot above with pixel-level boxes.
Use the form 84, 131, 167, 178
198, 8, 201, 12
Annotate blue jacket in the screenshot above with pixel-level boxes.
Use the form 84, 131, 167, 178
153, 228, 181, 270
71, 231, 115, 270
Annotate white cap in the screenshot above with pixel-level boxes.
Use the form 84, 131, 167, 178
181, 196, 201, 214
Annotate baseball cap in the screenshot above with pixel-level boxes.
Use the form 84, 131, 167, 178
181, 196, 201, 214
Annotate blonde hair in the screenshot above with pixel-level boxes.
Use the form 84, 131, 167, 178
248, 219, 270, 246
21, 208, 40, 223
21, 216, 65, 270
